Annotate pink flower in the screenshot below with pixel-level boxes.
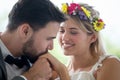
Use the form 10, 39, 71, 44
68, 3, 81, 14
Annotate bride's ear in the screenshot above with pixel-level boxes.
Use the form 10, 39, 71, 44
90, 34, 97, 43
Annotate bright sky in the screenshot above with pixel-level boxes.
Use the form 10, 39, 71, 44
0, 0, 120, 47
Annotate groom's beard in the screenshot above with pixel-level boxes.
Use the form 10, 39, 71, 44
24, 50, 48, 63
22, 35, 49, 63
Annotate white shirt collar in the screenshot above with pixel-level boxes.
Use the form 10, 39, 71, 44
0, 39, 13, 59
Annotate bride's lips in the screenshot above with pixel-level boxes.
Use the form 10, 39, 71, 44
62, 43, 75, 49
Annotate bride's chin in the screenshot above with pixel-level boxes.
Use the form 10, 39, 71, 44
63, 51, 70, 55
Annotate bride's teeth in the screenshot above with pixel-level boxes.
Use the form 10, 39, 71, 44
64, 44, 71, 47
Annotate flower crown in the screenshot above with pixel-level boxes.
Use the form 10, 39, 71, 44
61, 3, 105, 31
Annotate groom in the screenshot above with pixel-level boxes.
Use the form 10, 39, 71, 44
0, 0, 66, 80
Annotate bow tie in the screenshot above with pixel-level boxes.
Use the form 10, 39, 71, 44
5, 55, 30, 68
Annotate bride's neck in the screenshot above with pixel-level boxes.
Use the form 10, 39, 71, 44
68, 55, 99, 72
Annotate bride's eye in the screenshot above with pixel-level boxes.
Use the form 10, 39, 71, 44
70, 31, 78, 35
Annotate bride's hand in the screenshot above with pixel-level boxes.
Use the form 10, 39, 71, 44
40, 53, 70, 80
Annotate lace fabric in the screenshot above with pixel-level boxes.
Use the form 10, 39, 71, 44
55, 55, 112, 80
68, 55, 108, 80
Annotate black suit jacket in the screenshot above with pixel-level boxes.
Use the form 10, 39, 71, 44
0, 48, 25, 80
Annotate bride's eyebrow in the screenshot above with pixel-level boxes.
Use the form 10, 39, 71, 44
69, 28, 79, 30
